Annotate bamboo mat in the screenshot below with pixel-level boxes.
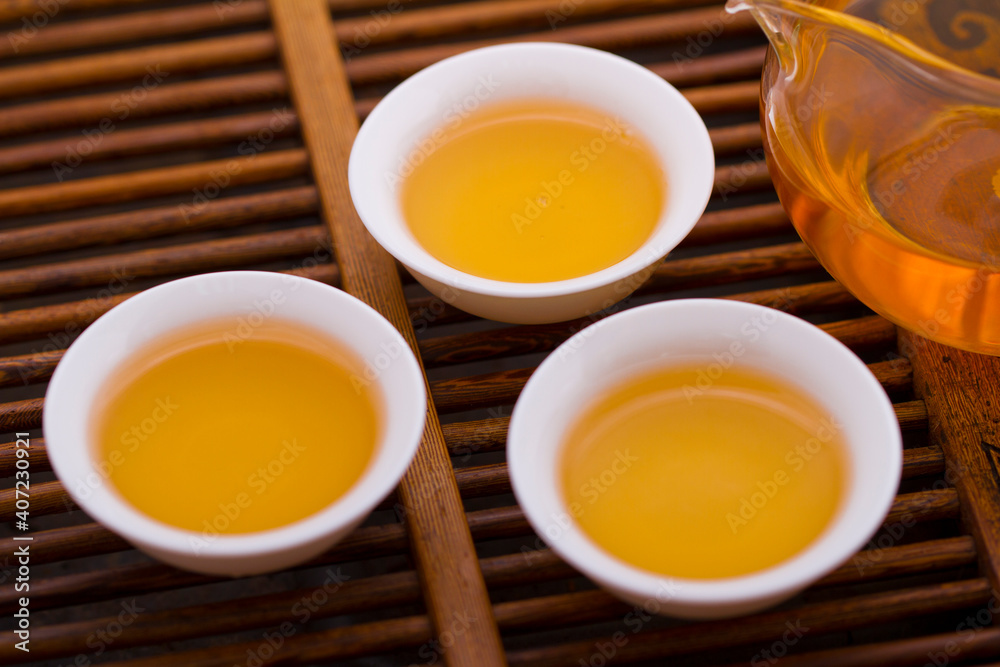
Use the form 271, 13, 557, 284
2, 0, 1000, 665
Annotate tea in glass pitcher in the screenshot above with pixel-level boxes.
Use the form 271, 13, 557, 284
729, 0, 1000, 354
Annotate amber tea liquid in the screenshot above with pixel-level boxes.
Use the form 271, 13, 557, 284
561, 364, 847, 579
762, 0, 1000, 353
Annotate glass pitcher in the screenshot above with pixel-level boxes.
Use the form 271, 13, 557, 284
726, 0, 1000, 355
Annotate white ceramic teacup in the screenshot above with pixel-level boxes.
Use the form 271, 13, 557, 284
349, 42, 715, 324
507, 299, 902, 619
44, 271, 426, 577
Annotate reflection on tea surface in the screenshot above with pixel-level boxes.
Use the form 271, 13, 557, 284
400, 98, 665, 283
95, 318, 379, 534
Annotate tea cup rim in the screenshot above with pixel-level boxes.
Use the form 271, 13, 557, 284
349, 41, 715, 301
507, 298, 903, 618
44, 271, 427, 574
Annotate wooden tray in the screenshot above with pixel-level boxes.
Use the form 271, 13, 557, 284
2, 1, 1000, 665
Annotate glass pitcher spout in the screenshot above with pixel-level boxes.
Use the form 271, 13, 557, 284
725, 0, 806, 74
727, 0, 1000, 95
728, 0, 1000, 355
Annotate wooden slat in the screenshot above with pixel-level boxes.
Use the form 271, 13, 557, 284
707, 121, 764, 155
903, 446, 946, 478
12, 504, 526, 600
869, 358, 913, 394
902, 329, 1000, 593
0, 31, 278, 98
681, 202, 790, 246
884, 488, 960, 525
92, 578, 991, 667
0, 262, 338, 345
0, 226, 329, 301
647, 45, 766, 87
2, 535, 978, 664
0, 110, 301, 177
2, 0, 714, 59
342, 6, 760, 86
267, 1, 506, 664
0, 349, 61, 387
505, 579, 991, 666
0, 0, 164, 23
0, 148, 306, 217
895, 400, 929, 431
820, 315, 898, 351
0, 479, 68, 520
0, 456, 508, 521
648, 242, 822, 293
713, 158, 773, 197
0, 69, 758, 147
333, 0, 721, 53
0, 398, 43, 434
418, 314, 894, 369
0, 0, 272, 58
0, 0, 442, 24
431, 368, 533, 414
414, 278, 862, 342
0, 71, 288, 139
683, 80, 760, 114
716, 627, 1000, 667
7, 546, 576, 663
0, 112, 757, 180
442, 417, 510, 457
0, 187, 318, 261
0, 437, 50, 474
817, 535, 975, 587
722, 281, 859, 315
0, 5, 759, 98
